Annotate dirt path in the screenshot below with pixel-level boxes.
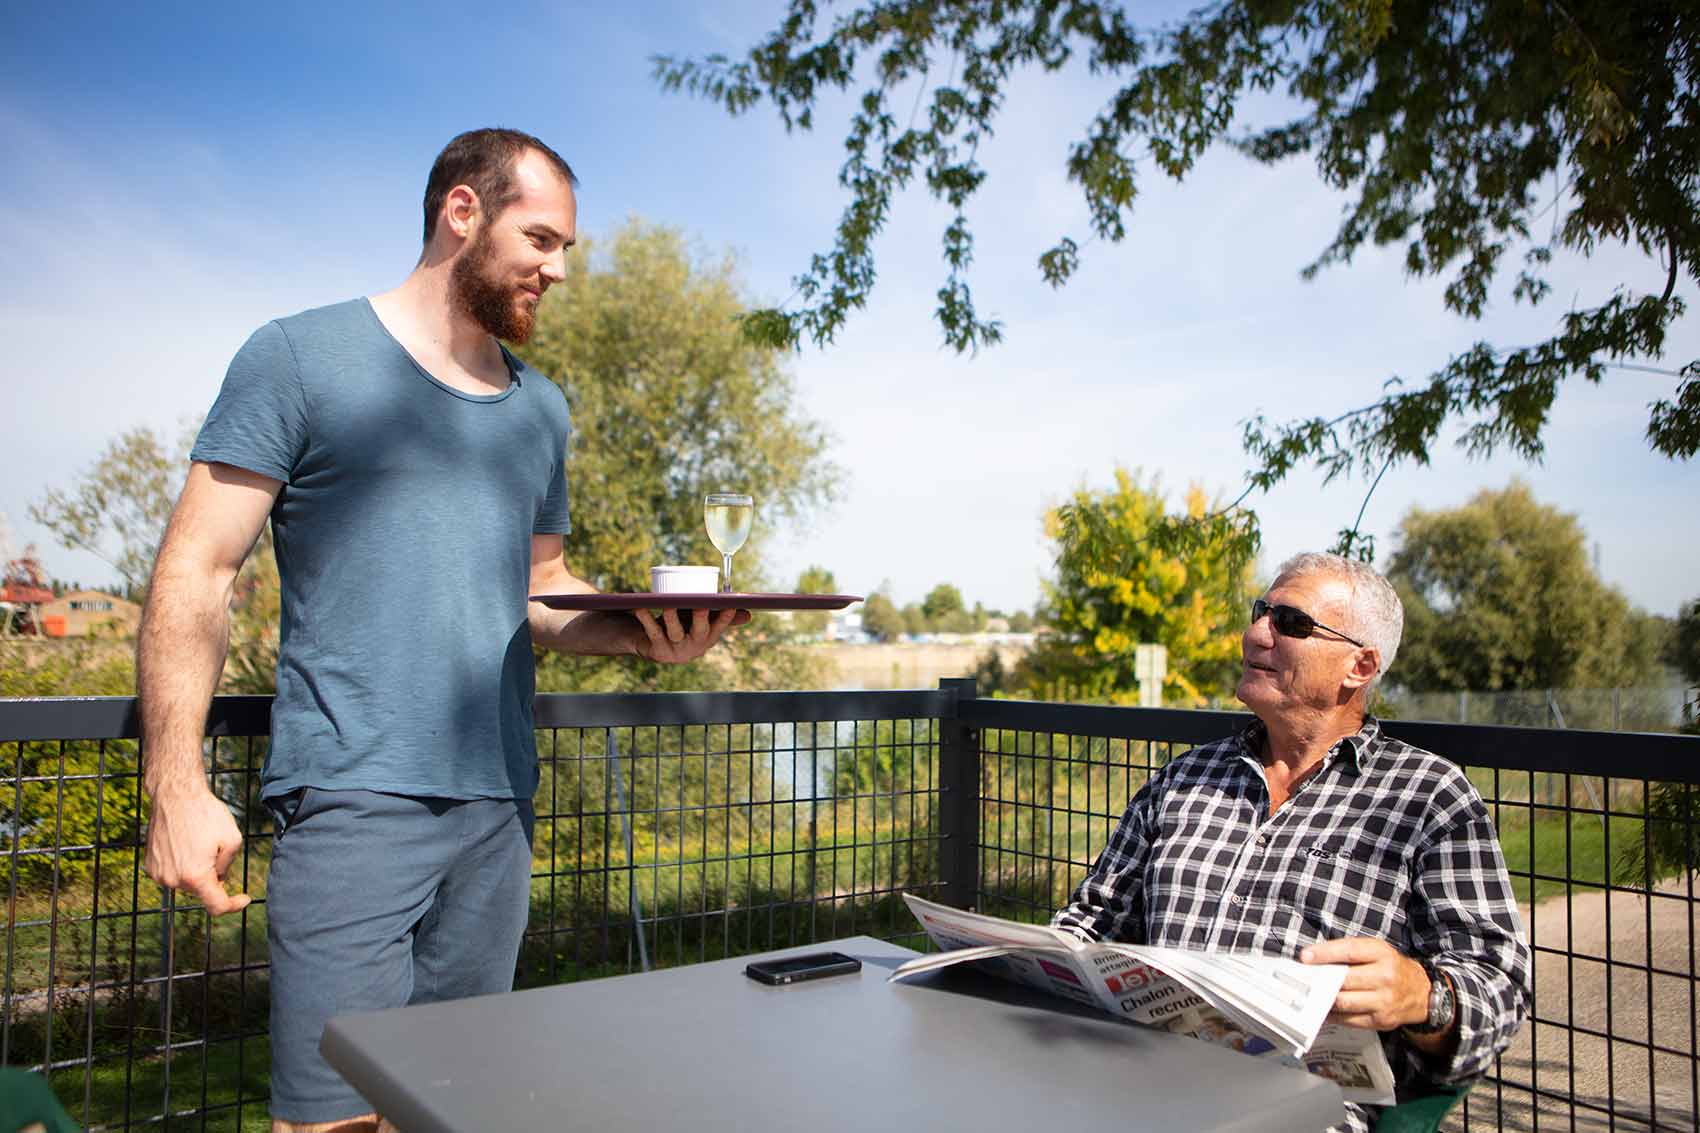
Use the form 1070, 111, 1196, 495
1447, 883, 1698, 1132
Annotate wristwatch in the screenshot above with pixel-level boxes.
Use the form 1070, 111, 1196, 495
1403, 958, 1456, 1037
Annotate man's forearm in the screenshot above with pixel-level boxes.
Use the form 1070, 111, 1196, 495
137, 561, 235, 796
1419, 954, 1526, 1082
528, 606, 640, 656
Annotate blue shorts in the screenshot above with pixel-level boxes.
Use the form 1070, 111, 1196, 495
264, 788, 534, 1124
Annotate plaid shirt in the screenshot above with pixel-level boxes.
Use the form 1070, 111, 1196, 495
1052, 717, 1530, 1133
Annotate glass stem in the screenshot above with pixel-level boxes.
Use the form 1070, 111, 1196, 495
721, 552, 734, 593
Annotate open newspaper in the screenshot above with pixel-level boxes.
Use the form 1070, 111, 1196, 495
894, 893, 1396, 1106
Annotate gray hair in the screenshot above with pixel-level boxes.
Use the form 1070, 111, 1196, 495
1274, 552, 1403, 700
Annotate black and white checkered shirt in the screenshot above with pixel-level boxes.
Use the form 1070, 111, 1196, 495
1052, 716, 1531, 1133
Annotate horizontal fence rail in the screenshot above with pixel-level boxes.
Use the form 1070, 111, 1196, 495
4, 689, 1698, 1133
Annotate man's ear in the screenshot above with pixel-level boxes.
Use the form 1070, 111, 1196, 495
1342, 646, 1380, 692
443, 184, 481, 241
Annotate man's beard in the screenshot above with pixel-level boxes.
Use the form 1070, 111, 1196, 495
451, 230, 537, 343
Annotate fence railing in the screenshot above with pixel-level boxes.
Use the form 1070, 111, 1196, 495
4, 686, 1698, 1132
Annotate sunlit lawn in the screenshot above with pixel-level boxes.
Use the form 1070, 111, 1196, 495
50, 1036, 272, 1133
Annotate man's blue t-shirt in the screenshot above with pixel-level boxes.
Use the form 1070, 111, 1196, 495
191, 298, 571, 802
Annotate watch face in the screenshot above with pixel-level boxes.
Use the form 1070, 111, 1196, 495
1426, 966, 1455, 1030
1407, 961, 1455, 1035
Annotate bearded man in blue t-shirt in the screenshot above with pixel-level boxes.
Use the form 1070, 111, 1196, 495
136, 128, 743, 1133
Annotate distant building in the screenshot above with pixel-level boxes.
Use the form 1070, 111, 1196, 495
825, 605, 870, 644
36, 590, 142, 638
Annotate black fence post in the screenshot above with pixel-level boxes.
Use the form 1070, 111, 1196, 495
938, 678, 980, 910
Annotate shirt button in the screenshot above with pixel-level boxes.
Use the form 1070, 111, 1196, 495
1257, 833, 1268, 846
1230, 894, 1245, 905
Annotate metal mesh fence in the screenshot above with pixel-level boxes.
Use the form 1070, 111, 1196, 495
518, 716, 943, 987
1381, 686, 1693, 735
3, 695, 946, 1131
4, 731, 273, 1132
5, 691, 1698, 1131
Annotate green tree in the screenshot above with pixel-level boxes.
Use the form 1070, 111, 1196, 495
921, 583, 965, 625
973, 647, 1011, 695
1386, 481, 1667, 692
901, 603, 929, 637
517, 218, 838, 692
1621, 596, 1699, 885
1020, 469, 1257, 705
656, 0, 1698, 509
940, 608, 977, 634
920, 582, 978, 632
28, 417, 283, 689
859, 591, 905, 642
30, 423, 196, 593
1006, 610, 1034, 634
1669, 598, 1700, 690
793, 564, 838, 635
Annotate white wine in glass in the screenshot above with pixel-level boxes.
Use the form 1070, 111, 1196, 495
703, 492, 753, 593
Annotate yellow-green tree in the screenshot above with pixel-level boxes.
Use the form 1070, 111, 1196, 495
1021, 469, 1256, 706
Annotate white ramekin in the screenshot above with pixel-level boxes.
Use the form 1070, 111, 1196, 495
650, 565, 721, 594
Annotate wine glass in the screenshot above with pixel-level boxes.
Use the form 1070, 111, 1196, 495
703, 492, 754, 593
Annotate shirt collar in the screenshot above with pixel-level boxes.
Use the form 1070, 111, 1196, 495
1234, 715, 1383, 775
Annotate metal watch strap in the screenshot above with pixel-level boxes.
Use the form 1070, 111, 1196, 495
1404, 958, 1455, 1036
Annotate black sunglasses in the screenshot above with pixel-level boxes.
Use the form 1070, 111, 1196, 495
1251, 598, 1365, 648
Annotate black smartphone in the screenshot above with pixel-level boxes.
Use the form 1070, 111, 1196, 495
743, 951, 862, 986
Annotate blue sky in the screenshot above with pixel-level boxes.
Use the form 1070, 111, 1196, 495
4, 2, 1695, 618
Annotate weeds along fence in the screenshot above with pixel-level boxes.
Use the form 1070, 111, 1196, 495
4, 684, 1699, 1132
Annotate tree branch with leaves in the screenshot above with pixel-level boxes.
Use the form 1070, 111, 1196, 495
656, 0, 1698, 561
29, 423, 197, 594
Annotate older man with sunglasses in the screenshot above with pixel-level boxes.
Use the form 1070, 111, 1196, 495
1053, 552, 1530, 1133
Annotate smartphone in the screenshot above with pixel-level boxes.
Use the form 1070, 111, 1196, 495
743, 951, 862, 986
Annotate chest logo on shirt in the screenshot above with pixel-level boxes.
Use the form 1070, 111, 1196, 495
1304, 844, 1336, 861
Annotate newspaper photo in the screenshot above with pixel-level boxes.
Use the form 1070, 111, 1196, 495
893, 893, 1396, 1106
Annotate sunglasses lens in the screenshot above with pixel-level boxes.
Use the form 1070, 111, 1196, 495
1273, 606, 1314, 638
1253, 599, 1315, 638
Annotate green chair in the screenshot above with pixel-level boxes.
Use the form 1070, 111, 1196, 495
1372, 1085, 1467, 1133
0, 1068, 78, 1133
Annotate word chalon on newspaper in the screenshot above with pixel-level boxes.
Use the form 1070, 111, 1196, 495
893, 893, 1396, 1105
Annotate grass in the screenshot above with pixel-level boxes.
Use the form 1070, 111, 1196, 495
1494, 808, 1650, 905
47, 1036, 272, 1133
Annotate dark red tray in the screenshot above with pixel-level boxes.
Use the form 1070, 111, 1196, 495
529, 592, 862, 612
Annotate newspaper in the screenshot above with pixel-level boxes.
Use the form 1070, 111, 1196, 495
893, 893, 1396, 1106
